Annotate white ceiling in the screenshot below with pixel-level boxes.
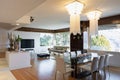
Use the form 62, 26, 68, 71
0, 0, 120, 30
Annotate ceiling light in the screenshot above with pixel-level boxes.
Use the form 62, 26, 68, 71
87, 10, 102, 35
16, 23, 20, 26
87, 10, 102, 20
65, 1, 84, 35
65, 1, 84, 15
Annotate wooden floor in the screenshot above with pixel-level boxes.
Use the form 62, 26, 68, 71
0, 52, 120, 80
0, 52, 5, 58
11, 57, 120, 80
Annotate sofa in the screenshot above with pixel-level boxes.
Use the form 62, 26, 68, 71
48, 46, 69, 54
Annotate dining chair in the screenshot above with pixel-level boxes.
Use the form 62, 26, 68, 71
69, 51, 83, 76
55, 56, 74, 80
98, 55, 105, 80
104, 54, 110, 80
78, 57, 99, 80
63, 52, 72, 68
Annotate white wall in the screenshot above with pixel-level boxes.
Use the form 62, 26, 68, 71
0, 28, 8, 52
13, 31, 50, 53
109, 52, 120, 67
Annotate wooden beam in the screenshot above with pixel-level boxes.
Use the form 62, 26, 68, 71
53, 28, 69, 33
16, 27, 54, 33
99, 14, 120, 25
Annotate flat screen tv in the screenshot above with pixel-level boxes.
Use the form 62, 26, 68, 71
21, 39, 34, 48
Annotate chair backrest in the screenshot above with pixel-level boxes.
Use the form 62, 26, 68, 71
70, 51, 76, 58
56, 56, 66, 73
76, 50, 81, 55
104, 54, 109, 67
64, 52, 71, 63
98, 56, 105, 70
91, 57, 99, 72
70, 51, 81, 58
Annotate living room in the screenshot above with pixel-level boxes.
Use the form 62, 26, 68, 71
0, 0, 120, 80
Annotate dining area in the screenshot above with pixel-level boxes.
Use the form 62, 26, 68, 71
55, 50, 113, 80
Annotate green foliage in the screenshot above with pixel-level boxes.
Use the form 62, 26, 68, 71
15, 35, 22, 42
55, 32, 70, 46
91, 35, 111, 50
40, 35, 52, 46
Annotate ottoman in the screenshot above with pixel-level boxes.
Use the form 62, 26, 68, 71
37, 53, 50, 58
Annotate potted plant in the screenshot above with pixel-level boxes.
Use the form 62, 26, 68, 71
15, 35, 22, 51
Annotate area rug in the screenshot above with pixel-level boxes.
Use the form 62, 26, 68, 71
0, 70, 16, 80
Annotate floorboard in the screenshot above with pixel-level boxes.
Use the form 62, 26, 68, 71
0, 54, 118, 80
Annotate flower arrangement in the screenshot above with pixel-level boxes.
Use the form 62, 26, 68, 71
14, 35, 22, 51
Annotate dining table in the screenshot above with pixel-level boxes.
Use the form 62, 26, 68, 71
70, 52, 113, 78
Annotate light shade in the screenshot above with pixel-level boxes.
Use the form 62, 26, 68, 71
87, 10, 102, 20
65, 1, 84, 35
65, 1, 84, 15
87, 10, 102, 35
70, 14, 81, 34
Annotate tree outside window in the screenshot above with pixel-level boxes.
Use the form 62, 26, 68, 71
91, 35, 111, 50
40, 33, 53, 46
55, 32, 70, 46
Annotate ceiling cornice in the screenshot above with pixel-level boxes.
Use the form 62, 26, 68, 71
16, 14, 120, 33
16, 27, 54, 33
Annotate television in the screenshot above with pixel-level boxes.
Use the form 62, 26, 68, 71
21, 39, 34, 48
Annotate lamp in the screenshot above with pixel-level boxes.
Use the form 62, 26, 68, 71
87, 10, 102, 35
65, 1, 84, 35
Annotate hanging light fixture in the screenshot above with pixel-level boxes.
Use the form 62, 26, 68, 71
86, 10, 102, 35
65, 1, 84, 35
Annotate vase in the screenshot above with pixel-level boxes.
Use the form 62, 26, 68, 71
15, 41, 21, 51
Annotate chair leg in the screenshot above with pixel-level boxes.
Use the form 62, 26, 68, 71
104, 68, 106, 80
92, 72, 97, 80
108, 66, 110, 80
55, 71, 57, 80
63, 74, 65, 80
98, 70, 103, 80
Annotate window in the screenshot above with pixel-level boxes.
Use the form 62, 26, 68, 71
83, 31, 88, 49
40, 33, 53, 46
55, 32, 70, 46
90, 24, 120, 52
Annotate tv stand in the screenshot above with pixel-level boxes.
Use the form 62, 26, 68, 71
21, 49, 34, 51
25, 49, 34, 51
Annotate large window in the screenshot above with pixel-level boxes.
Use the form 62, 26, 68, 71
40, 33, 53, 46
55, 32, 70, 46
88, 24, 120, 52
83, 31, 88, 49
39, 32, 70, 47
